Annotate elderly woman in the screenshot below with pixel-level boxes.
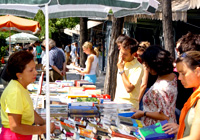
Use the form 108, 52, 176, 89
0, 51, 55, 140
75, 41, 99, 84
132, 46, 177, 126
163, 51, 200, 139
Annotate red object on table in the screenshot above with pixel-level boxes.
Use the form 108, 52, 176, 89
91, 94, 110, 99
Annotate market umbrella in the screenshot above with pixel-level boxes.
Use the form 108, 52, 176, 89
0, 15, 41, 55
6, 32, 39, 45
0, 0, 159, 19
0, 1, 159, 139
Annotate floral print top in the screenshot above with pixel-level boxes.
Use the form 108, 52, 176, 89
142, 76, 178, 126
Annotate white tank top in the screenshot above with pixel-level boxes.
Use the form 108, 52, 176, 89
85, 55, 98, 75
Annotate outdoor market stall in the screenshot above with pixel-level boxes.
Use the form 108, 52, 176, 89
0, 0, 159, 139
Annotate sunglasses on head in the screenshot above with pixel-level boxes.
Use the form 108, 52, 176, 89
181, 52, 200, 65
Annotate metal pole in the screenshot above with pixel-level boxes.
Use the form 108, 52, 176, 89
9, 29, 12, 56
45, 4, 50, 140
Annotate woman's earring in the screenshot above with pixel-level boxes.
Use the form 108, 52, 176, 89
19, 77, 22, 80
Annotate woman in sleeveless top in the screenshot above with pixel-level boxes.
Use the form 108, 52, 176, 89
76, 41, 99, 84
163, 51, 200, 139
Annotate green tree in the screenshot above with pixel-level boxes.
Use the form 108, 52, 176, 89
34, 10, 46, 39
0, 32, 11, 60
0, 31, 16, 46
34, 10, 79, 41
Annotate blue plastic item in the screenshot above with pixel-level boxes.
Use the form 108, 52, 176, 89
118, 112, 135, 117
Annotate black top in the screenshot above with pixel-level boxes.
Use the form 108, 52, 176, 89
147, 73, 158, 88
0, 63, 11, 82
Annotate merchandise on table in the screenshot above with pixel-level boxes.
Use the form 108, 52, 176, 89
138, 120, 175, 140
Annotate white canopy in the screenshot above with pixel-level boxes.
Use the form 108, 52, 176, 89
64, 21, 102, 36
6, 32, 39, 44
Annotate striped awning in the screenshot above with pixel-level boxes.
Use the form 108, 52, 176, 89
124, 0, 200, 22
0, 0, 159, 18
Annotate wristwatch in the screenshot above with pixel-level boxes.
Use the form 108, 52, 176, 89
119, 70, 125, 75
144, 111, 147, 116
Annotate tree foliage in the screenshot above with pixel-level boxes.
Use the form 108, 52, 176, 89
34, 10, 79, 40
0, 32, 11, 59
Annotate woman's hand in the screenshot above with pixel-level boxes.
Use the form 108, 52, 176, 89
162, 123, 179, 135
76, 69, 84, 76
76, 69, 81, 73
131, 109, 144, 119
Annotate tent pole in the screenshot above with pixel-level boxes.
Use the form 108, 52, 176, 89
9, 29, 12, 56
45, 4, 50, 140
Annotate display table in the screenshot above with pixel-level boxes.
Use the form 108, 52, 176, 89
28, 80, 139, 140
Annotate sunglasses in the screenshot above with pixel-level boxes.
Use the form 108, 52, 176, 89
181, 52, 200, 65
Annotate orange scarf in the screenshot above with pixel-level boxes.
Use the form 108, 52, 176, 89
177, 86, 200, 138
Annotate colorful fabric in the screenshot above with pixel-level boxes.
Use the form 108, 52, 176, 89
142, 76, 177, 126
0, 80, 34, 128
114, 58, 144, 109
0, 127, 32, 140
177, 86, 200, 138
36, 45, 42, 58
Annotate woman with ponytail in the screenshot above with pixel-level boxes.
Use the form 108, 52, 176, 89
75, 41, 99, 84
163, 51, 200, 139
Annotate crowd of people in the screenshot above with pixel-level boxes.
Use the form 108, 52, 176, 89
1, 39, 100, 85
114, 33, 200, 139
0, 32, 200, 139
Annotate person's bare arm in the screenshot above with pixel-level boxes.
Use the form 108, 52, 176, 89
75, 50, 78, 57
139, 65, 149, 101
131, 109, 169, 121
117, 57, 134, 92
8, 113, 46, 135
51, 65, 62, 76
34, 110, 45, 125
120, 72, 135, 93
62, 61, 66, 76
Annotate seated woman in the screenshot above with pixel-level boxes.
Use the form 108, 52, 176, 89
163, 51, 200, 139
0, 51, 55, 140
75, 41, 99, 84
131, 46, 177, 126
